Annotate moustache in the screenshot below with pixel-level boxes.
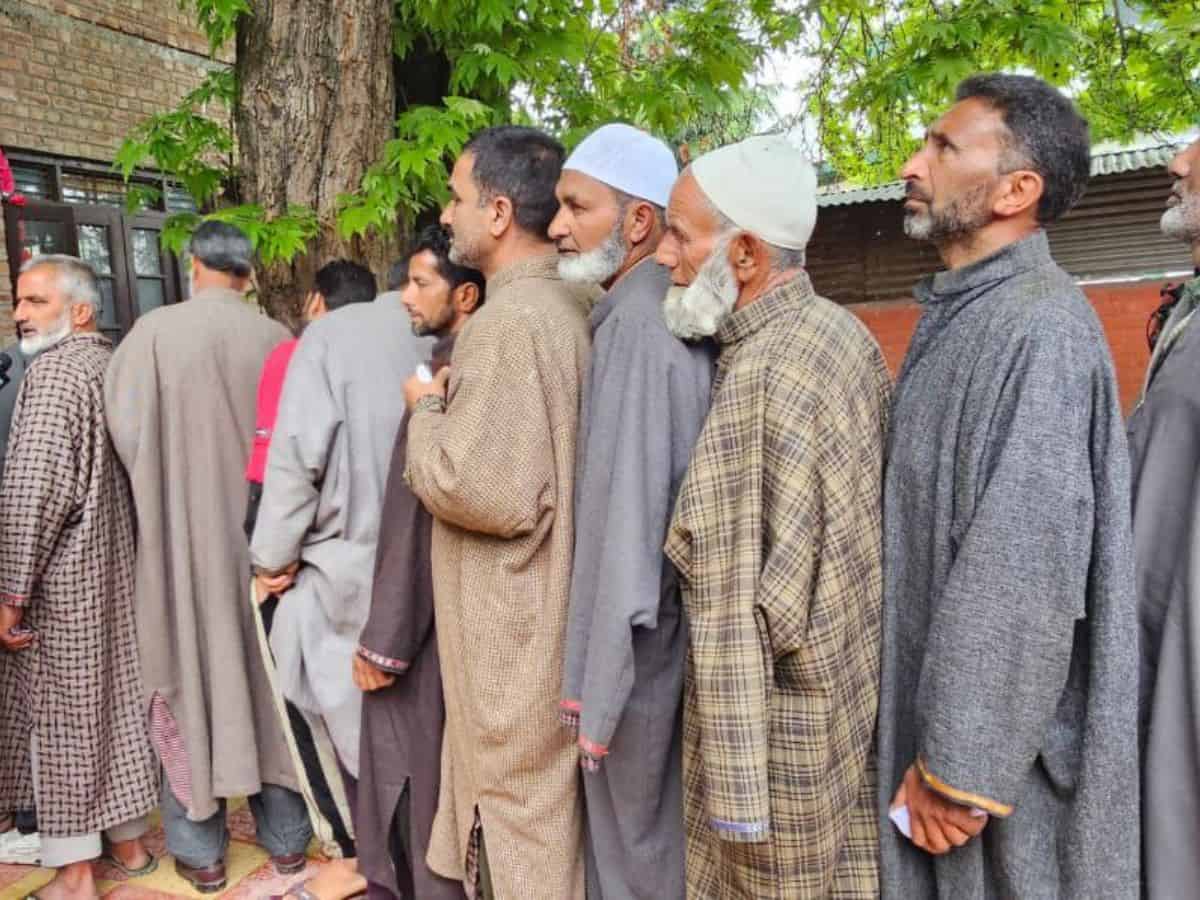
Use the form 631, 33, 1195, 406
904, 182, 932, 204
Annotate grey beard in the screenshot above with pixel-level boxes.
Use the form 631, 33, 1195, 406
1161, 193, 1200, 244
903, 182, 993, 243
558, 225, 626, 285
662, 235, 739, 340
19, 310, 72, 357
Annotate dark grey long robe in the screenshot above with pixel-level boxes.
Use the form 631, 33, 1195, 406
877, 231, 1139, 899
0, 341, 28, 479
1128, 274, 1200, 900
559, 259, 714, 900
357, 334, 461, 900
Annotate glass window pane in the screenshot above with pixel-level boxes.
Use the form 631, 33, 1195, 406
16, 220, 71, 266
165, 184, 198, 213
136, 278, 165, 316
10, 164, 52, 200
76, 225, 113, 275
60, 172, 127, 208
131, 229, 163, 276
97, 278, 117, 330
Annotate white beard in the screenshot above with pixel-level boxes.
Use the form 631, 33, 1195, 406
661, 236, 739, 339
19, 309, 72, 357
1161, 191, 1200, 244
557, 225, 625, 285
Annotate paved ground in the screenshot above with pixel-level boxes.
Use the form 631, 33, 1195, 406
0, 800, 335, 899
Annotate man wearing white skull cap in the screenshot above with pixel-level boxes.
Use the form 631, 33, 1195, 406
549, 123, 714, 900
656, 135, 889, 897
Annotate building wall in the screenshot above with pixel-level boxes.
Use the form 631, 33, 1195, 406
847, 279, 1173, 416
0, 0, 224, 338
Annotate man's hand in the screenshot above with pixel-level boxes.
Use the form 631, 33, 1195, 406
403, 366, 451, 411
254, 562, 300, 602
0, 604, 33, 653
892, 763, 988, 855
353, 653, 397, 692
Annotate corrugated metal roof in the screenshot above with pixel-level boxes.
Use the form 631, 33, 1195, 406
816, 140, 1186, 207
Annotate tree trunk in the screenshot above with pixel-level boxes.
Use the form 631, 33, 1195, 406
235, 0, 396, 327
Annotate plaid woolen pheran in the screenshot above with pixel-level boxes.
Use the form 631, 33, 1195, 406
405, 255, 593, 900
665, 273, 890, 899
0, 333, 158, 837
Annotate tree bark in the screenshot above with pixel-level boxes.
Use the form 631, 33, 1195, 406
235, 0, 396, 327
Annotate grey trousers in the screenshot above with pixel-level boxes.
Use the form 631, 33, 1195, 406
29, 733, 149, 868
160, 778, 312, 869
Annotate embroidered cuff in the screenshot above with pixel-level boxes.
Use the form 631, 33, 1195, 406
559, 699, 581, 731
710, 816, 771, 843
0, 591, 29, 608
413, 394, 446, 415
917, 755, 1013, 817
578, 734, 609, 773
356, 645, 410, 674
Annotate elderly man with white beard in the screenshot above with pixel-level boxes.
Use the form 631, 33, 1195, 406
548, 123, 714, 900
655, 135, 890, 899
1129, 135, 1200, 899
0, 256, 158, 900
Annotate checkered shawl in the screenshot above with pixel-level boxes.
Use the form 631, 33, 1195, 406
0, 334, 157, 836
665, 273, 889, 897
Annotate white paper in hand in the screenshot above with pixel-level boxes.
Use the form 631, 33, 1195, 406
889, 803, 987, 844
889, 804, 912, 839
416, 364, 433, 384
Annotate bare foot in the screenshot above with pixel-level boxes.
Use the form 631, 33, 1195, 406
30, 862, 99, 900
283, 857, 366, 900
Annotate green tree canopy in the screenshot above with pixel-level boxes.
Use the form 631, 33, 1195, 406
117, 0, 1199, 267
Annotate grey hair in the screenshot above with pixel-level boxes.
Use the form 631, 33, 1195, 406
19, 254, 102, 313
189, 220, 254, 277
701, 192, 806, 269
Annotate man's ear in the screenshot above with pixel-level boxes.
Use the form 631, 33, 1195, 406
306, 291, 329, 321
626, 201, 658, 246
727, 231, 768, 286
454, 282, 481, 315
992, 169, 1043, 221
70, 302, 95, 329
489, 195, 514, 238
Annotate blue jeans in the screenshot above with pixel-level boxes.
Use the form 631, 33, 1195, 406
160, 778, 312, 868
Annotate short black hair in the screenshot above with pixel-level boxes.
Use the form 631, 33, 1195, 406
406, 225, 486, 302
313, 259, 376, 310
385, 259, 409, 292
955, 73, 1091, 224
462, 125, 565, 237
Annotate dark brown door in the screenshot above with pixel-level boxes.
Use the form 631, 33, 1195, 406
122, 212, 181, 322
73, 204, 132, 343
4, 201, 185, 342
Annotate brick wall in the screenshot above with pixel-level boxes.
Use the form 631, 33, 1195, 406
0, 0, 224, 339
849, 278, 1173, 416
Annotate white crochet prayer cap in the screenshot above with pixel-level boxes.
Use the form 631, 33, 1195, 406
562, 123, 678, 208
690, 135, 818, 250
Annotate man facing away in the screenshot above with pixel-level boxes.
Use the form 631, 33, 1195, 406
656, 136, 890, 898
355, 224, 484, 900
1130, 135, 1200, 900
246, 261, 384, 900
104, 221, 308, 894
0, 256, 158, 900
549, 123, 713, 900
402, 125, 593, 900
876, 73, 1139, 899
250, 258, 432, 900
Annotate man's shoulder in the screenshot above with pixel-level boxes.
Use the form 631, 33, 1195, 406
987, 263, 1102, 350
